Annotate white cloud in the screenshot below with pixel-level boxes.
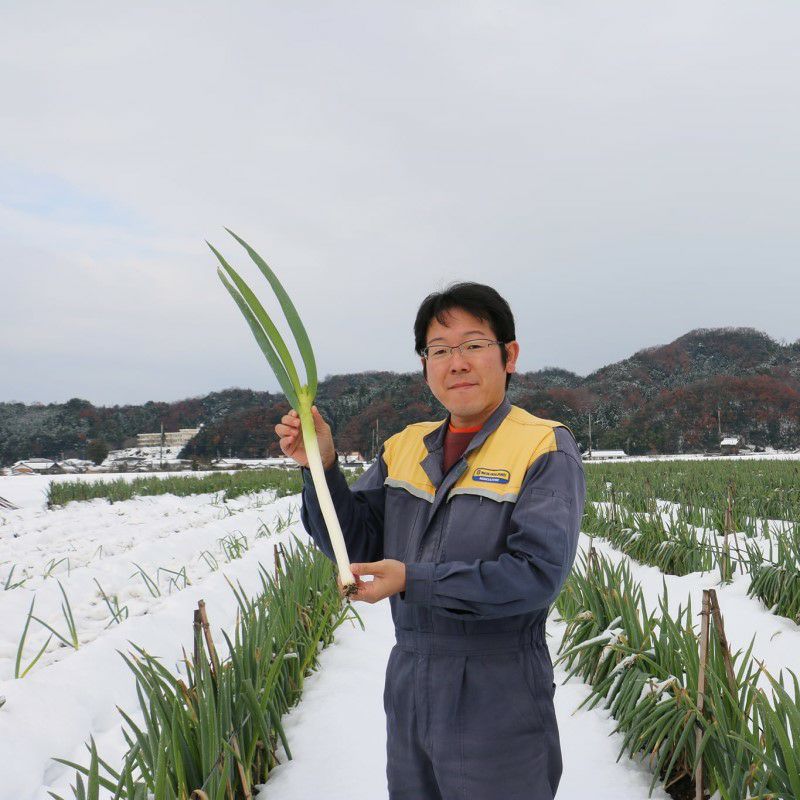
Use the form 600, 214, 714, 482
1, 1, 799, 404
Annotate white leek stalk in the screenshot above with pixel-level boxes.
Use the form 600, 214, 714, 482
297, 400, 356, 589
208, 229, 356, 593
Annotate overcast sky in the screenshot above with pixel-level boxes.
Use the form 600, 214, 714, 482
2, 1, 799, 406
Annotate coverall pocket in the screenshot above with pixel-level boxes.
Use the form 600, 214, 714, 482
517, 647, 553, 725
383, 646, 398, 717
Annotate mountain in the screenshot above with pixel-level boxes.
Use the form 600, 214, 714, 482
2, 328, 799, 465
573, 328, 800, 451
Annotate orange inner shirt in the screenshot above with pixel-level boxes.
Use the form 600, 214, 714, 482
442, 422, 482, 475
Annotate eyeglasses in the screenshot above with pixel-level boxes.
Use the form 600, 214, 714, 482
422, 338, 504, 361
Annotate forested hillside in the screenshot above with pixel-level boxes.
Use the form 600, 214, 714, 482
2, 328, 799, 465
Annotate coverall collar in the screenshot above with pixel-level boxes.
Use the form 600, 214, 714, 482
419, 395, 512, 488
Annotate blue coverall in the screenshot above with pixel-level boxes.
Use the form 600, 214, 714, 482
301, 396, 586, 799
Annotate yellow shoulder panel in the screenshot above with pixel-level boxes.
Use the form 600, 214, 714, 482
449, 406, 564, 503
382, 420, 442, 501
381, 407, 567, 505
503, 406, 564, 468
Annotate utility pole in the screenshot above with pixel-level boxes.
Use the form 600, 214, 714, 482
370, 419, 380, 461
717, 406, 722, 439
160, 422, 164, 470
588, 411, 593, 457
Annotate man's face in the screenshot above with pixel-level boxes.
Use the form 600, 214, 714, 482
421, 307, 519, 428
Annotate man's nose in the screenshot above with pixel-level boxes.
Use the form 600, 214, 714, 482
449, 349, 471, 369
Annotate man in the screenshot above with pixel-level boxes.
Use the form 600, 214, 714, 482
275, 282, 585, 800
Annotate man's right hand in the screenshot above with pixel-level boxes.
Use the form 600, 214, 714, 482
274, 406, 337, 470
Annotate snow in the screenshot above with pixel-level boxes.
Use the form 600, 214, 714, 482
0, 476, 302, 798
586, 534, 800, 687
583, 451, 800, 464
0, 470, 226, 511
101, 444, 189, 467
260, 603, 669, 800
1, 471, 797, 799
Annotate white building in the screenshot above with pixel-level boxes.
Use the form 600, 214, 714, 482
720, 435, 744, 455
10, 458, 60, 475
137, 427, 201, 448
211, 457, 297, 470
582, 449, 628, 461
338, 451, 366, 465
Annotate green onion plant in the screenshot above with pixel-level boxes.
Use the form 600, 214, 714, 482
208, 230, 355, 592
3, 564, 28, 590
94, 579, 130, 627
15, 597, 53, 679
31, 581, 80, 650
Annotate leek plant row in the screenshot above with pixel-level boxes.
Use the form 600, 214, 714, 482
47, 469, 305, 508
583, 503, 719, 577
585, 460, 800, 535
745, 529, 800, 625
554, 549, 800, 799
583, 497, 800, 625
51, 537, 362, 800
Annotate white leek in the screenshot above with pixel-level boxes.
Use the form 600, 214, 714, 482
208, 229, 356, 593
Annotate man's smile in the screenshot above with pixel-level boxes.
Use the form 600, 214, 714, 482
449, 382, 477, 390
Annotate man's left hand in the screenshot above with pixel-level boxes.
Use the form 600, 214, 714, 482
344, 560, 406, 603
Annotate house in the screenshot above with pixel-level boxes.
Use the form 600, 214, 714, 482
212, 457, 297, 470
720, 435, 744, 455
105, 454, 150, 471
10, 458, 63, 475
57, 459, 95, 474
582, 449, 627, 461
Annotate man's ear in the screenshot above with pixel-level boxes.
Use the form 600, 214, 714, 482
505, 341, 520, 373
421, 358, 428, 384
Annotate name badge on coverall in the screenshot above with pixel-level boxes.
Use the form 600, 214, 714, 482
472, 467, 511, 484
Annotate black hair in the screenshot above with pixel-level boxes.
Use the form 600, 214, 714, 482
413, 282, 516, 390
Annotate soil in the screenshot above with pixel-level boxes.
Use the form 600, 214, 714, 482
665, 774, 699, 800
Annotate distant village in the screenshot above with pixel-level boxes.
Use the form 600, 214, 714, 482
3, 427, 368, 476
2, 424, 787, 477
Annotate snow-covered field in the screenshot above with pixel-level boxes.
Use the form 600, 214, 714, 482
584, 451, 800, 464
0, 473, 302, 798
1, 471, 798, 799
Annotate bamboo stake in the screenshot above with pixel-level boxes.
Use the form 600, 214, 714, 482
708, 590, 737, 694
721, 536, 731, 584
694, 589, 711, 800
198, 600, 221, 677
274, 543, 282, 582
